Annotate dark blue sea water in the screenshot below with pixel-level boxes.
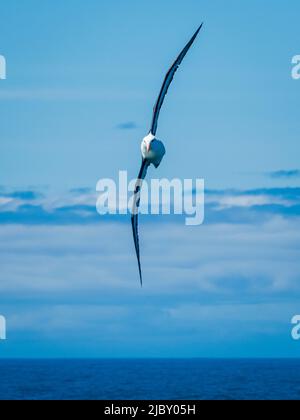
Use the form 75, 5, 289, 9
0, 359, 300, 400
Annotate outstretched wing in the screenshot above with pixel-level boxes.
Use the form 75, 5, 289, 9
150, 23, 203, 136
131, 159, 150, 286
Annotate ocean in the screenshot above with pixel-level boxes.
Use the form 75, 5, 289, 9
0, 359, 299, 400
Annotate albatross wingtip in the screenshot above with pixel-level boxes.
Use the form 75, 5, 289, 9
190, 23, 204, 42
139, 269, 143, 287
197, 23, 204, 33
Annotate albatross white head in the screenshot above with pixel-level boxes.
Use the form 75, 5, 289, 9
141, 133, 166, 169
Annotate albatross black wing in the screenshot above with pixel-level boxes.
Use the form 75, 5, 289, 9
150, 23, 203, 136
131, 159, 150, 286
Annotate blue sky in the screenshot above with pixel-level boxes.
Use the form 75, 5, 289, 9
0, 0, 300, 358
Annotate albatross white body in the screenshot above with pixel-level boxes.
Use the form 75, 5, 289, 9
141, 134, 166, 169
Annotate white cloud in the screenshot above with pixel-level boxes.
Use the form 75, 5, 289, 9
207, 194, 294, 210
0, 217, 300, 297
1, 217, 299, 357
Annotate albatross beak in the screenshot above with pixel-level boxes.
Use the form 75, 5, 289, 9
147, 143, 151, 152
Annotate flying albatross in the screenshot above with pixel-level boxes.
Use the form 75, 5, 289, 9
131, 24, 203, 286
